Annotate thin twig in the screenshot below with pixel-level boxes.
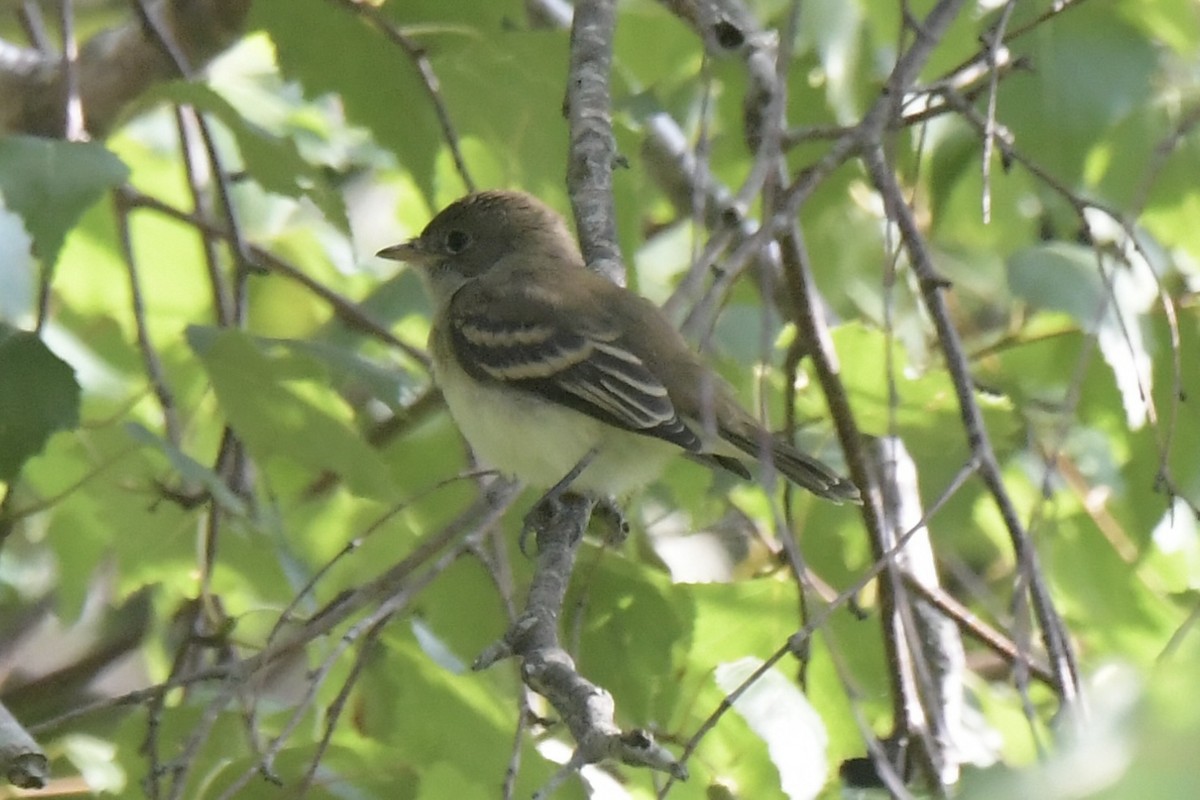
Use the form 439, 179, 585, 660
860, 144, 1081, 706
979, 0, 1017, 223
32, 484, 521, 743
1000, 0, 1091, 42
114, 186, 432, 369
218, 542, 468, 800
329, 0, 476, 192
133, 0, 256, 317
942, 84, 1186, 541
778, 222, 915, 756
174, 105, 235, 326
113, 194, 185, 450
17, 0, 51, 52
903, 579, 1055, 685
659, 462, 974, 797
295, 613, 393, 797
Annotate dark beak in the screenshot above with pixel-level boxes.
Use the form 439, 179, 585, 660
376, 240, 425, 262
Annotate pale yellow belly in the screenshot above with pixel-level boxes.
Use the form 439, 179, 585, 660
435, 352, 677, 496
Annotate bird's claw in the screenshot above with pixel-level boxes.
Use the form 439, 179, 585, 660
519, 495, 559, 556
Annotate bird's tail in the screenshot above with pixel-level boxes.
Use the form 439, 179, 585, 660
721, 429, 861, 504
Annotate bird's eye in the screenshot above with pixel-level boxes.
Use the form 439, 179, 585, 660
444, 229, 471, 254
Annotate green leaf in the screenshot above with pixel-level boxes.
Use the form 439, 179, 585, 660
363, 633, 581, 798
414, 762, 492, 800
794, 0, 866, 123
1045, 509, 1178, 658
0, 136, 128, 266
413, 555, 516, 664
998, 6, 1159, 183
1009, 242, 1155, 428
833, 322, 1019, 494
575, 548, 695, 720
140, 82, 349, 231
187, 326, 395, 499
0, 202, 35, 323
0, 325, 80, 482
681, 580, 867, 795
424, 28, 570, 201
1008, 243, 1108, 330
249, 0, 442, 196
268, 336, 422, 410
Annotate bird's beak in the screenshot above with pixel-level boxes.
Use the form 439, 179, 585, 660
376, 240, 427, 263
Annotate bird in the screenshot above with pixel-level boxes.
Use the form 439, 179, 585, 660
377, 190, 859, 506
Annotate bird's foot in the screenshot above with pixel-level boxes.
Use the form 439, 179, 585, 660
518, 450, 599, 555
593, 496, 630, 546
519, 495, 562, 556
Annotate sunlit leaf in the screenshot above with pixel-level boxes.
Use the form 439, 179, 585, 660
250, 0, 442, 196
715, 657, 829, 800
0, 137, 127, 266
188, 326, 396, 499
124, 422, 248, 516
140, 82, 350, 232
1008, 242, 1155, 428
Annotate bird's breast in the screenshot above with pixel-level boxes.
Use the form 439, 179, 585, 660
431, 324, 676, 495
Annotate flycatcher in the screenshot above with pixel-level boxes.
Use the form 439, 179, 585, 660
378, 190, 859, 503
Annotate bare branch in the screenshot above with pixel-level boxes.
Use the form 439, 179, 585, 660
566, 0, 623, 284
475, 496, 685, 794
0, 700, 46, 790
113, 192, 184, 450
0, 0, 250, 138
860, 144, 1081, 706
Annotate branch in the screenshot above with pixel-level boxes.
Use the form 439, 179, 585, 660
859, 144, 1081, 706
113, 191, 184, 451
0, 700, 47, 790
661, 457, 983, 797
31, 483, 522, 739
0, 0, 250, 138
566, 0, 623, 284
867, 436, 977, 788
776, 223, 918, 758
475, 495, 685, 797
655, 0, 759, 54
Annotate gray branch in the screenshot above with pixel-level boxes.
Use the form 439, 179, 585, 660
475, 496, 685, 796
0, 0, 250, 138
655, 0, 758, 54
0, 700, 47, 790
867, 436, 976, 787
859, 141, 1081, 707
565, 0, 624, 285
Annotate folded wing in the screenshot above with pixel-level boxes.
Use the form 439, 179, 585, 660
448, 288, 704, 455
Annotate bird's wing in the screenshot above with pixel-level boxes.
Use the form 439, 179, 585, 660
446, 277, 704, 453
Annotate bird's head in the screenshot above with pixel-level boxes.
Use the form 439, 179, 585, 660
377, 190, 581, 302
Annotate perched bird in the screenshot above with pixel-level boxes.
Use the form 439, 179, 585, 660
377, 190, 859, 504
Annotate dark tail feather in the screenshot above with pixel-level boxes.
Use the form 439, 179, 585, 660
721, 430, 861, 504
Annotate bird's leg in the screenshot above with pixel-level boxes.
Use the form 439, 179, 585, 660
520, 447, 598, 555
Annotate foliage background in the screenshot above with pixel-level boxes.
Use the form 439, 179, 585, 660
0, 0, 1199, 798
